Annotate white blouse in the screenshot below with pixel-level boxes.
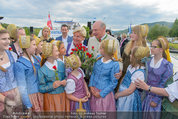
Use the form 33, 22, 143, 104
150, 57, 163, 68
45, 60, 58, 70
65, 68, 85, 94
1, 62, 10, 69
101, 57, 112, 64
127, 65, 145, 83
165, 73, 178, 102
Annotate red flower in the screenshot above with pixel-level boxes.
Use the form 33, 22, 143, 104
92, 46, 94, 49
79, 43, 82, 46
79, 47, 82, 50
53, 65, 57, 70
86, 48, 88, 51
82, 46, 86, 49
86, 52, 90, 56
76, 45, 79, 48
75, 48, 78, 51
71, 48, 75, 51
70, 52, 73, 55
88, 54, 92, 58
9, 47, 12, 51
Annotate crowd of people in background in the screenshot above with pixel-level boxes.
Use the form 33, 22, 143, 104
0, 17, 178, 119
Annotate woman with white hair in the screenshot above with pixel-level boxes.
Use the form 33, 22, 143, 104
66, 26, 87, 56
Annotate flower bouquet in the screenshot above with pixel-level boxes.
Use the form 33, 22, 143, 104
70, 44, 96, 82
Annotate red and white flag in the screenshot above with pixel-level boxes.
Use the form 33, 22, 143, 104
47, 13, 53, 30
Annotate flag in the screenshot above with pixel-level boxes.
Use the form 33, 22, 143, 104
47, 13, 53, 30
128, 24, 132, 34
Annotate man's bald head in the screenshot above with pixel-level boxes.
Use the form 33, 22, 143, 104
92, 20, 106, 39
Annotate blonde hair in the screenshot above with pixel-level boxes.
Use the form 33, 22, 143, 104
22, 36, 37, 74
124, 25, 148, 55
40, 26, 51, 41
154, 38, 167, 60
7, 24, 17, 40
41, 42, 56, 66
101, 39, 118, 58
131, 46, 150, 67
73, 26, 86, 37
122, 33, 127, 38
65, 54, 80, 70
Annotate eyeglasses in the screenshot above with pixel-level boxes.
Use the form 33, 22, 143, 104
150, 45, 160, 49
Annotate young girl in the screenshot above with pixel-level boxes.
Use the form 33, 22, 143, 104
55, 40, 66, 63
115, 46, 150, 118
40, 26, 51, 42
38, 41, 69, 112
122, 25, 148, 78
65, 54, 90, 112
34, 35, 43, 61
89, 39, 120, 111
15, 35, 43, 112
0, 30, 21, 116
142, 38, 173, 119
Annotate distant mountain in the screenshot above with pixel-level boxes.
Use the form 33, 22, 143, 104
141, 21, 173, 28
112, 21, 174, 36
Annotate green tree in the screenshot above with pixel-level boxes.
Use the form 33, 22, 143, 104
147, 24, 170, 41
169, 19, 178, 37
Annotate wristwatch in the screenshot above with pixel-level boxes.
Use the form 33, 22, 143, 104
148, 86, 152, 92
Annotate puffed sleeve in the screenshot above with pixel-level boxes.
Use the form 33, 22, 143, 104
38, 69, 55, 93
65, 79, 76, 94
131, 71, 145, 83
14, 62, 32, 108
165, 81, 178, 102
100, 62, 119, 98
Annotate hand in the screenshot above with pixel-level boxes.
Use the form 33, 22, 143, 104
114, 92, 120, 99
60, 80, 67, 86
90, 87, 95, 95
114, 70, 122, 80
94, 92, 101, 98
150, 101, 157, 107
53, 80, 61, 88
81, 96, 88, 103
86, 90, 91, 98
135, 79, 149, 91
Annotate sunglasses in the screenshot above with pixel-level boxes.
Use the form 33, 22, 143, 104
150, 45, 160, 49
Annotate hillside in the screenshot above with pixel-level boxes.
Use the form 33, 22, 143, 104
113, 21, 173, 35
1, 23, 41, 36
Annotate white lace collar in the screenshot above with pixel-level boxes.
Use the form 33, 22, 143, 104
150, 57, 163, 68
45, 60, 58, 70
101, 57, 112, 64
128, 65, 145, 74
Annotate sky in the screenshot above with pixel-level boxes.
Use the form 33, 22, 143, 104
1, 0, 178, 30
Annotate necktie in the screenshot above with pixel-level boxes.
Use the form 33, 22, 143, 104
99, 38, 101, 42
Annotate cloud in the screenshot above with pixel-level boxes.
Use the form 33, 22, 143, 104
0, 0, 178, 30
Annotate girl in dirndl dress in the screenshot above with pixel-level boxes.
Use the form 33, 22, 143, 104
89, 39, 120, 112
